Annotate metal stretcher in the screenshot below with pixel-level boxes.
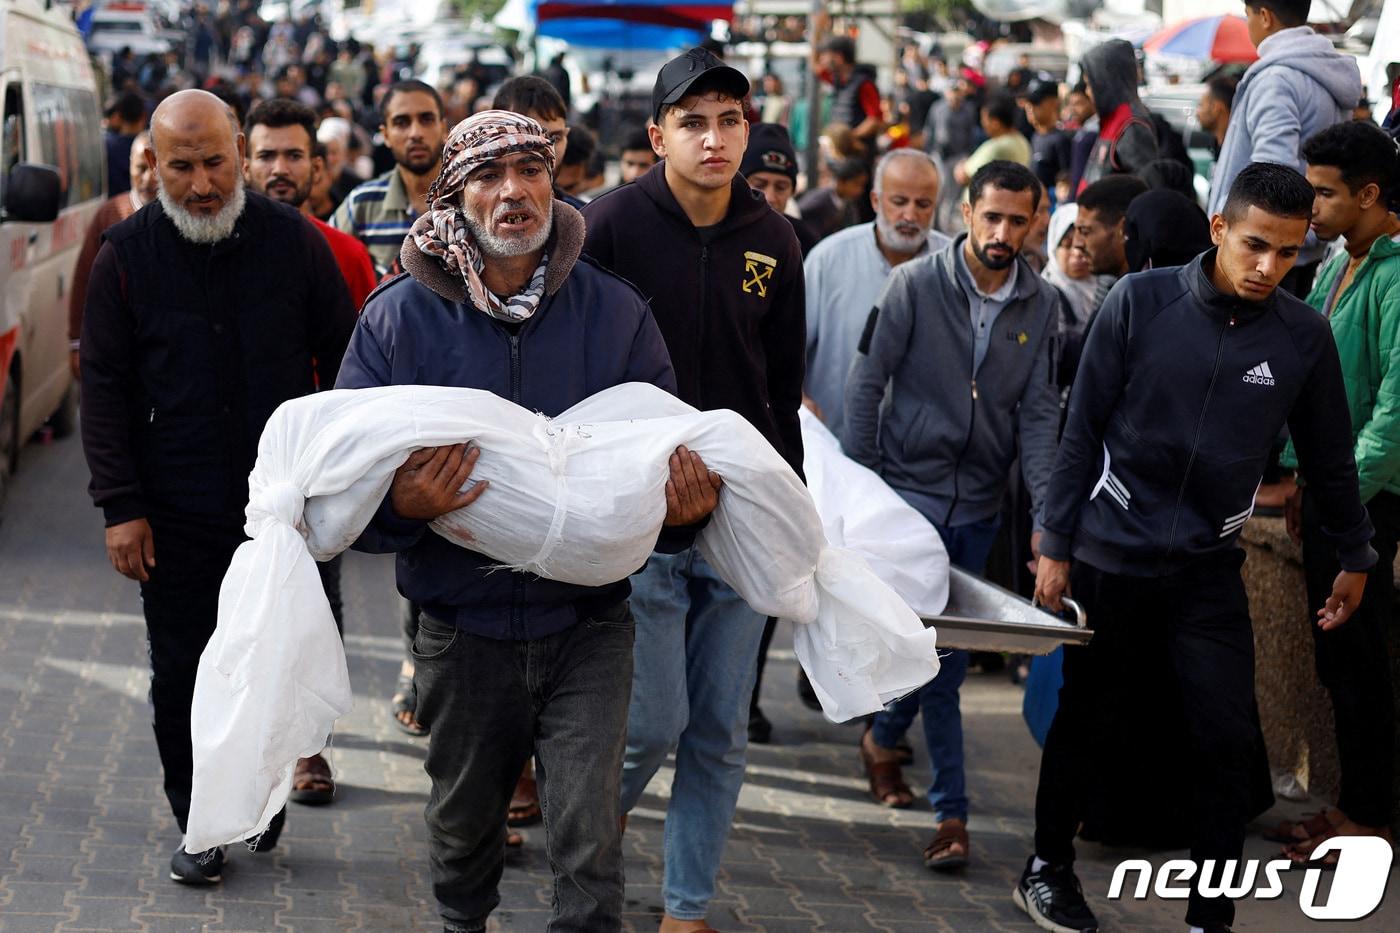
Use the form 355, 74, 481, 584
924, 566, 1091, 654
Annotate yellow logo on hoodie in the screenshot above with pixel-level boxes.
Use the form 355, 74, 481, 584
743, 251, 778, 297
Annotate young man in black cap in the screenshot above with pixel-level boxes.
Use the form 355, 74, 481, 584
1021, 75, 1071, 205
741, 122, 818, 255
583, 48, 805, 933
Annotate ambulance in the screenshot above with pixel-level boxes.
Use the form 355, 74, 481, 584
0, 0, 104, 518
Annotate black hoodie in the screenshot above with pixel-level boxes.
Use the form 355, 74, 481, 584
582, 162, 806, 477
1080, 39, 1159, 187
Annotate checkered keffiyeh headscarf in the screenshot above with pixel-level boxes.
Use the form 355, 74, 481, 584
413, 110, 558, 322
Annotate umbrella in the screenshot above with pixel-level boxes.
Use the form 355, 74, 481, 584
1142, 14, 1258, 64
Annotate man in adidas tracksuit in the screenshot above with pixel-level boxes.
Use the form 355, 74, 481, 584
1018, 162, 1376, 933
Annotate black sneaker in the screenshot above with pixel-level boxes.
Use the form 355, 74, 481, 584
748, 705, 773, 744
170, 845, 224, 885
248, 806, 286, 853
1012, 855, 1099, 933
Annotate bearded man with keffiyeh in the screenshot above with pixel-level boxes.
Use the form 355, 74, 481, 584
335, 111, 722, 933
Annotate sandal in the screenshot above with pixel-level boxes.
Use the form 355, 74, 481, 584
289, 753, 335, 805
860, 729, 913, 809
390, 673, 429, 737
922, 819, 969, 872
1286, 822, 1392, 871
506, 829, 524, 848
508, 767, 542, 827
1284, 832, 1340, 870
1262, 809, 1340, 844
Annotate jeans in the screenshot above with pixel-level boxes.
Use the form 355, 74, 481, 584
1301, 489, 1397, 827
620, 546, 767, 921
414, 604, 635, 932
139, 518, 246, 833
1034, 553, 1257, 928
868, 514, 1001, 822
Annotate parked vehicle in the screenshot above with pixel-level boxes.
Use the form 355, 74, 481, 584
0, 0, 105, 517
85, 1, 173, 59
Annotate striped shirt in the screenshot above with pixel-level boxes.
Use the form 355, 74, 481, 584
330, 168, 419, 276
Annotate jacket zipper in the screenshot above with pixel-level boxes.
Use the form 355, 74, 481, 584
945, 277, 983, 526
508, 333, 522, 403
1165, 312, 1234, 555
945, 379, 978, 526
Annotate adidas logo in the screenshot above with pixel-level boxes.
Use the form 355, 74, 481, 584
1243, 361, 1275, 386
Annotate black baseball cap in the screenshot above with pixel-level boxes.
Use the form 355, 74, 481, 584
740, 124, 798, 183
1022, 73, 1060, 105
651, 47, 750, 126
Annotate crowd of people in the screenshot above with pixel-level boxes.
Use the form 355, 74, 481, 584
63, 1, 1400, 932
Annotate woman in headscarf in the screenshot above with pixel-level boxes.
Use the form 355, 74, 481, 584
1042, 202, 1098, 327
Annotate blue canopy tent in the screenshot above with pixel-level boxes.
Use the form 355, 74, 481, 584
531, 0, 733, 51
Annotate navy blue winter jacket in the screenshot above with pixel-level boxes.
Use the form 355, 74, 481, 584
336, 202, 677, 639
1040, 251, 1376, 576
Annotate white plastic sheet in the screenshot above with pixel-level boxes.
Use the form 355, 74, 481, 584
185, 383, 940, 852
798, 408, 950, 617
794, 409, 951, 720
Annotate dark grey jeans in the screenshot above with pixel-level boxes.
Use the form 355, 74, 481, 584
413, 603, 635, 932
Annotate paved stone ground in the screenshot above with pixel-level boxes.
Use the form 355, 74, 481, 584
0, 430, 1393, 932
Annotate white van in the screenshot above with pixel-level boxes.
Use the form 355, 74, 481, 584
0, 0, 104, 516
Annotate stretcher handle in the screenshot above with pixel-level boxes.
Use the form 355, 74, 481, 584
1030, 595, 1087, 629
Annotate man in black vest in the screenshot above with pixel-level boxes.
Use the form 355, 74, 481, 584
816, 36, 884, 147
79, 89, 356, 885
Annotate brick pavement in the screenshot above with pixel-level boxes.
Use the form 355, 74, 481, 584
0, 431, 1392, 932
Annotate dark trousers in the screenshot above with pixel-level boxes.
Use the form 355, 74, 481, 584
750, 616, 779, 712
317, 553, 344, 635
139, 518, 246, 834
1034, 552, 1257, 927
1301, 489, 1397, 827
413, 604, 635, 932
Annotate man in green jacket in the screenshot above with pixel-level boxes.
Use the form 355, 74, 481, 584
1280, 121, 1400, 861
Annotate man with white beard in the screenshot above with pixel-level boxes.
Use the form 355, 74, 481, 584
78, 89, 356, 885
334, 110, 713, 933
802, 148, 949, 437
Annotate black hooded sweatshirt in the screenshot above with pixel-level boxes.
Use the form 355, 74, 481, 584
582, 162, 806, 478
1080, 39, 1159, 189
1040, 251, 1375, 577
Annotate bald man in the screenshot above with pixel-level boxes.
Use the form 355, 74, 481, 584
79, 90, 356, 884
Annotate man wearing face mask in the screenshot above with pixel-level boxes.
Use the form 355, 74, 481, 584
843, 160, 1061, 873
335, 110, 715, 933
78, 89, 356, 884
69, 130, 159, 380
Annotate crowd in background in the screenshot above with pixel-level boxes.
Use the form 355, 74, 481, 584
64, 1, 1400, 932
